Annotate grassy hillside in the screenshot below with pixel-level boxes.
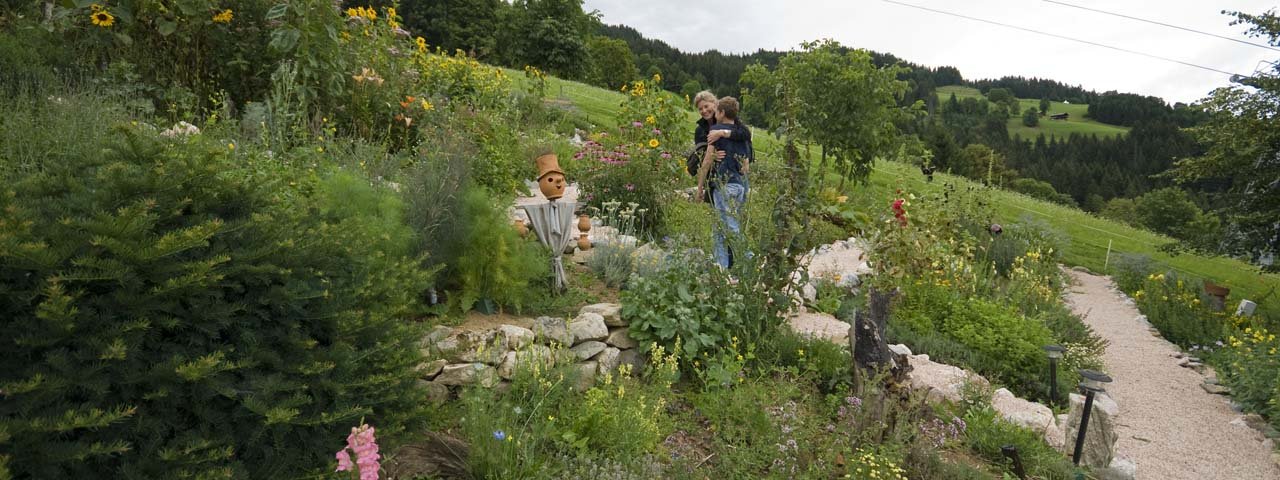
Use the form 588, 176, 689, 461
545, 77, 1279, 309
937, 85, 1130, 140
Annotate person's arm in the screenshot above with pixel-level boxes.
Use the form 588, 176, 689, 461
707, 128, 729, 159
695, 144, 717, 202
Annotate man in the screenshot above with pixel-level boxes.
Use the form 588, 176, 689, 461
695, 97, 752, 268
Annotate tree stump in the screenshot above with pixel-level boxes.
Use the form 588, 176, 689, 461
849, 287, 911, 391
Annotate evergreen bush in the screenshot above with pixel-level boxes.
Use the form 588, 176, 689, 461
0, 113, 432, 477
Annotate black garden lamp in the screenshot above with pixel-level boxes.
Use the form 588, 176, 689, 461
1071, 369, 1113, 466
1001, 445, 1027, 480
1043, 345, 1065, 405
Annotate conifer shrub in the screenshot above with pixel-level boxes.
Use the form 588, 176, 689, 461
446, 185, 550, 313
0, 110, 433, 478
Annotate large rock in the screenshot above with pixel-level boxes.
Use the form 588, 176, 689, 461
496, 325, 535, 350
417, 380, 450, 404
435, 363, 499, 388
532, 316, 573, 346
570, 341, 608, 361
568, 313, 608, 342
906, 354, 990, 403
787, 311, 849, 344
580, 303, 624, 327
498, 345, 556, 379
573, 361, 598, 391
417, 359, 447, 379
1063, 392, 1119, 468
595, 347, 621, 375
618, 349, 645, 374
1099, 457, 1136, 480
434, 330, 503, 364
888, 344, 913, 357
606, 328, 638, 349
990, 388, 1064, 450
421, 325, 455, 348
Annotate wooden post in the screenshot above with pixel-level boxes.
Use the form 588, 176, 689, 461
1103, 239, 1113, 272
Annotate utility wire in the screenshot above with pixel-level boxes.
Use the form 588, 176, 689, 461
881, 0, 1247, 78
1042, 0, 1280, 53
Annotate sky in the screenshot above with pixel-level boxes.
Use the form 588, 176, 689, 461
581, 0, 1279, 104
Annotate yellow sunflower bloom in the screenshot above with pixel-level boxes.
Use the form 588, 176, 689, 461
648, 138, 659, 148
91, 10, 115, 27
346, 7, 359, 17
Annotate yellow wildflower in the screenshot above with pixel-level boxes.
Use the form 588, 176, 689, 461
798, 349, 805, 357
421, 99, 433, 110
387, 7, 396, 18
346, 7, 359, 17
212, 9, 233, 24
648, 138, 659, 148
416, 36, 427, 52
645, 115, 656, 124
90, 9, 115, 27
653, 73, 662, 83
227, 143, 235, 150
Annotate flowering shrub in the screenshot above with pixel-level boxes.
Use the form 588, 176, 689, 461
847, 447, 909, 480
1218, 319, 1280, 430
571, 132, 677, 236
1132, 272, 1225, 349
616, 74, 687, 149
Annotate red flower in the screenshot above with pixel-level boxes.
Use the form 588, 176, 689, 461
892, 198, 908, 226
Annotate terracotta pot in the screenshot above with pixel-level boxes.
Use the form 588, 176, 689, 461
539, 172, 566, 200
514, 219, 528, 238
577, 214, 591, 233
578, 233, 592, 251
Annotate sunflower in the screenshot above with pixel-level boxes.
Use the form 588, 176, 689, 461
648, 138, 659, 148
91, 10, 115, 27
212, 9, 233, 24
415, 36, 426, 52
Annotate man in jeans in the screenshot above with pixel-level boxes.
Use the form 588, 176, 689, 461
695, 97, 752, 269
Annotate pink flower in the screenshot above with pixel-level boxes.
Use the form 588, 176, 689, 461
625, 183, 635, 191
651, 128, 661, 135
632, 121, 644, 127
336, 450, 353, 472
660, 152, 671, 159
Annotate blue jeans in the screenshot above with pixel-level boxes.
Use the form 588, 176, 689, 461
712, 181, 747, 269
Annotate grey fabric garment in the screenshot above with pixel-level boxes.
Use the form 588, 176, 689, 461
521, 201, 578, 291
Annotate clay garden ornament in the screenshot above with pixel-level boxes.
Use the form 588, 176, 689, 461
535, 153, 566, 200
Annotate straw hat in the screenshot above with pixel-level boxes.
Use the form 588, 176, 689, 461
535, 153, 564, 179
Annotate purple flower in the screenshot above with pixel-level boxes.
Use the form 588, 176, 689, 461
845, 396, 862, 408
492, 430, 506, 441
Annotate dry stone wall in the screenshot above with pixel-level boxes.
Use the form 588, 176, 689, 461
417, 303, 644, 402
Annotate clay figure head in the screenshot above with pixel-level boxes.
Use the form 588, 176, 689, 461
540, 171, 566, 200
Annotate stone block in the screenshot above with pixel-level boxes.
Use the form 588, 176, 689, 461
606, 328, 638, 349
570, 341, 607, 361
496, 324, 535, 350
573, 361, 598, 392
568, 313, 608, 342
417, 359, 447, 379
418, 380, 450, 404
595, 347, 621, 375
435, 363, 499, 388
618, 349, 644, 373
990, 388, 1063, 450
1064, 392, 1119, 468
580, 303, 624, 327
532, 316, 573, 346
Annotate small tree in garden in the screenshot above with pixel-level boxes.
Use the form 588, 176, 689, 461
0, 123, 432, 478
740, 39, 920, 186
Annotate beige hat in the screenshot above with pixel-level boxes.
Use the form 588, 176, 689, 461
535, 153, 564, 179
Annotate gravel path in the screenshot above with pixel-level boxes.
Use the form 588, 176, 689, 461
1064, 269, 1280, 480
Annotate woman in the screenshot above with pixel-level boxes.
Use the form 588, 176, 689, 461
689, 91, 753, 182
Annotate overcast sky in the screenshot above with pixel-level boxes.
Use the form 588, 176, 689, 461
582, 0, 1278, 104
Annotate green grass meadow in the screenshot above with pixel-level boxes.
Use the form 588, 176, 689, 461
936, 85, 1130, 140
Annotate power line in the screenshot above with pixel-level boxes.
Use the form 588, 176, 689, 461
881, 0, 1247, 78
1041, 0, 1280, 53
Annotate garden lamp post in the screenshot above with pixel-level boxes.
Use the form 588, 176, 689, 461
1043, 345, 1065, 406
1001, 445, 1027, 480
1072, 369, 1113, 466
